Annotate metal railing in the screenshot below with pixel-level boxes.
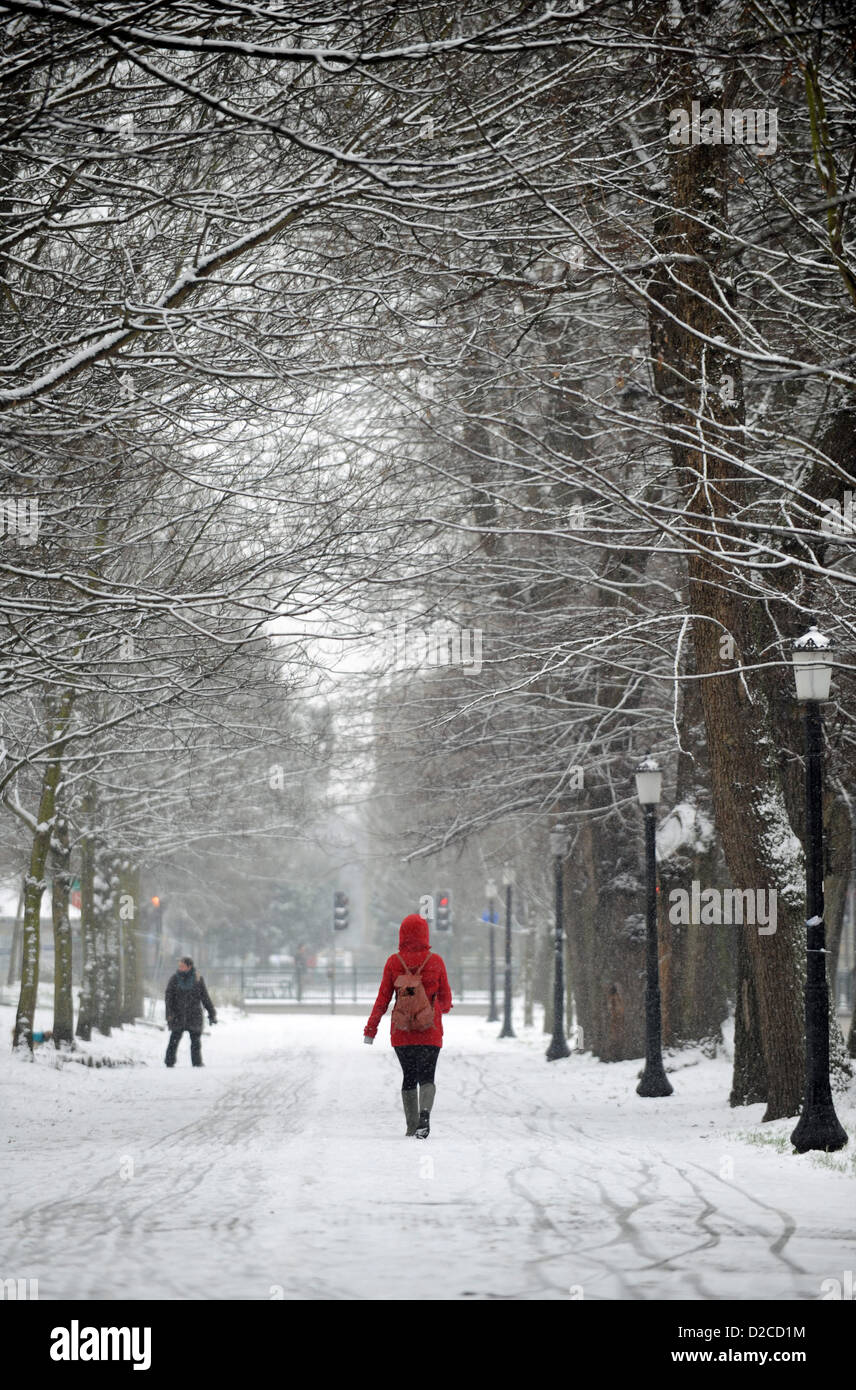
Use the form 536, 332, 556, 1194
201, 964, 509, 1006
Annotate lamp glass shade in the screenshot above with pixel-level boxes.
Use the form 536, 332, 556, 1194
485, 878, 498, 901
550, 824, 569, 858
501, 864, 515, 887
634, 758, 662, 805
792, 628, 834, 702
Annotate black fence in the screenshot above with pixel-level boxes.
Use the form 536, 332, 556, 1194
202, 964, 506, 1006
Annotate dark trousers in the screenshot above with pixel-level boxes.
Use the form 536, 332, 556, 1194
395, 1044, 439, 1091
165, 1029, 202, 1067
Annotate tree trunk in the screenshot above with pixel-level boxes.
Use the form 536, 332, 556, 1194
822, 796, 853, 1085
824, 796, 851, 982
647, 20, 805, 1118
729, 927, 768, 1106
13, 690, 74, 1048
569, 820, 600, 1052
565, 932, 573, 1045
51, 815, 74, 1047
120, 861, 144, 1022
538, 929, 554, 1034
93, 849, 120, 1034
660, 661, 732, 1048
76, 786, 97, 1040
569, 813, 646, 1062
105, 854, 123, 1030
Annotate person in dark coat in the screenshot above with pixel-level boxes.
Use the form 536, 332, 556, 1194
364, 913, 452, 1137
165, 956, 216, 1068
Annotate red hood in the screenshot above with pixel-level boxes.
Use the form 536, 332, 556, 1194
399, 913, 430, 951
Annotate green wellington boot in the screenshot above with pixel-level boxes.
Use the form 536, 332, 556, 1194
415, 1082, 435, 1138
402, 1088, 420, 1136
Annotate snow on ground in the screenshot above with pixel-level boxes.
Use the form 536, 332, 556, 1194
1, 1001, 854, 1301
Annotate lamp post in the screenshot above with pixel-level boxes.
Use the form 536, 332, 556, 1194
634, 757, 673, 1097
546, 823, 571, 1060
485, 878, 499, 1022
522, 903, 535, 1027
499, 864, 516, 1038
790, 625, 848, 1153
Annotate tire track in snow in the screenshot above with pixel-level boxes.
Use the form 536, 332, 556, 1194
6, 1046, 316, 1297
441, 1049, 807, 1300
444, 1050, 640, 1298
679, 1159, 806, 1277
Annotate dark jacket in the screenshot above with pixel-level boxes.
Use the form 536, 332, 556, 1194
165, 970, 216, 1033
365, 914, 452, 1048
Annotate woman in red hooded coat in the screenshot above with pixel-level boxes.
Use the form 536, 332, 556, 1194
364, 913, 452, 1137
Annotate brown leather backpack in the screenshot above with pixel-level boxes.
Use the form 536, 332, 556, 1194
391, 953, 434, 1032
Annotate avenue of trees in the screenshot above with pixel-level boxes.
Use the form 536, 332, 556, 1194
1, 0, 855, 1121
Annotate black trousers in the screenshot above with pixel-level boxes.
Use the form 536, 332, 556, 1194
395, 1044, 439, 1090
165, 1029, 202, 1066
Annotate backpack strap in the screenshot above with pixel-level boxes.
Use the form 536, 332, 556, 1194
395, 951, 432, 976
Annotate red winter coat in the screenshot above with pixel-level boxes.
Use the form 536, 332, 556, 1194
365, 914, 452, 1048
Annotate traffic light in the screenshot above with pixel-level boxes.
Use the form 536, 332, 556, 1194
436, 892, 451, 931
334, 890, 349, 931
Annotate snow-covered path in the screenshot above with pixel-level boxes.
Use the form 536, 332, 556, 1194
2, 1010, 854, 1300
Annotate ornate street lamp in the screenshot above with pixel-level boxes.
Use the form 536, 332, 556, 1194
499, 864, 516, 1038
485, 878, 499, 1023
634, 756, 673, 1098
790, 625, 848, 1153
546, 823, 571, 1061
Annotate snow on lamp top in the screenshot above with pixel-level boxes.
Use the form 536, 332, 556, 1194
792, 625, 834, 702
634, 754, 662, 805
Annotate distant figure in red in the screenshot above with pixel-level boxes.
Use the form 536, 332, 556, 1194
364, 913, 452, 1138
